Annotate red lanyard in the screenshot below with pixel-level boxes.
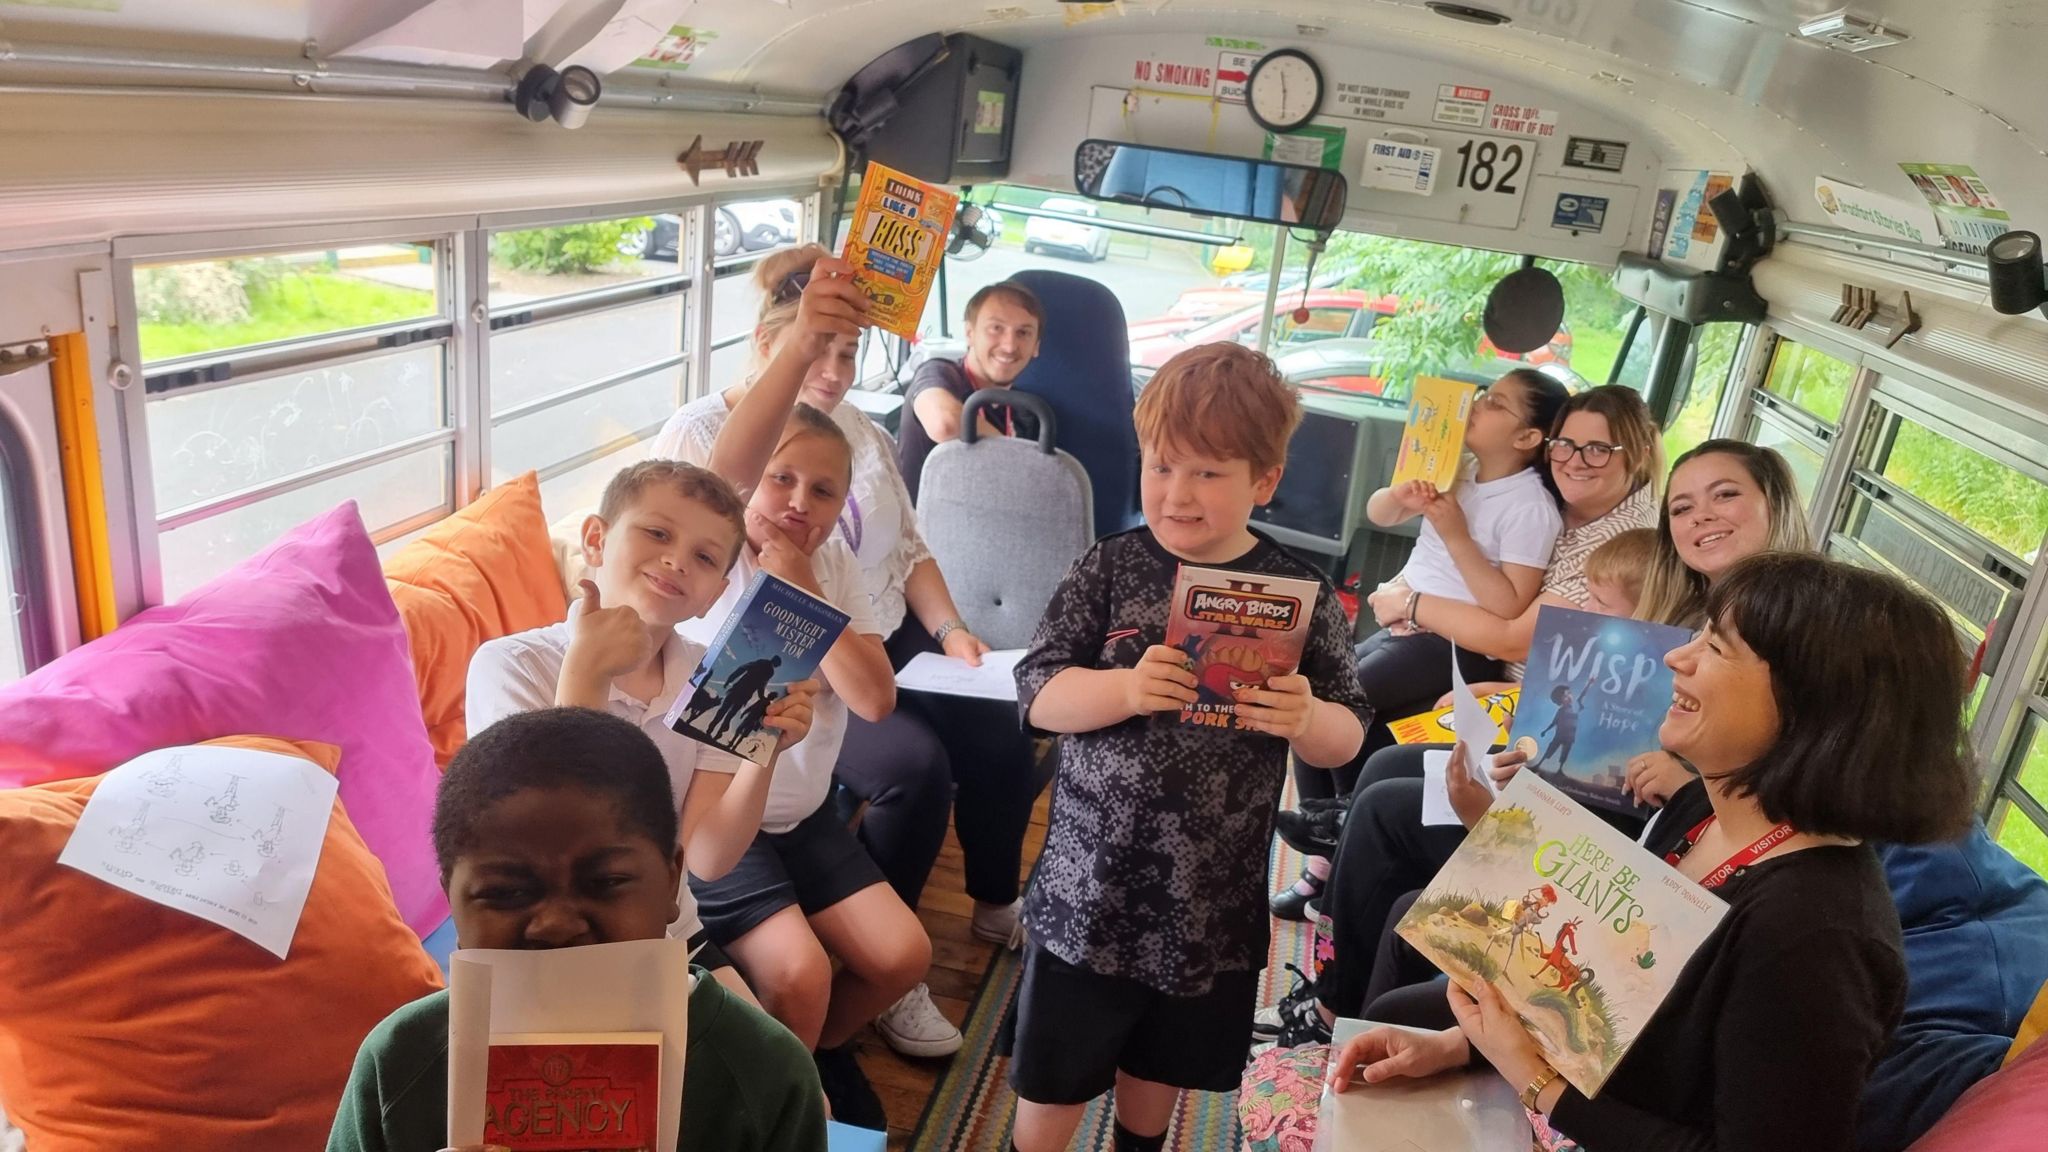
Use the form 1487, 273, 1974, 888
962, 365, 1016, 437
1664, 816, 1798, 890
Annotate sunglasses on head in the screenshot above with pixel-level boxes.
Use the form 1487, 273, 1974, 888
772, 269, 812, 305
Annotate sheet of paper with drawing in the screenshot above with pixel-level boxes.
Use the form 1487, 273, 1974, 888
56, 745, 338, 958
895, 648, 1026, 701
1422, 652, 1502, 827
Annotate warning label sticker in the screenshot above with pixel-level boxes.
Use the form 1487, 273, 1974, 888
1433, 84, 1491, 127
1332, 82, 1413, 122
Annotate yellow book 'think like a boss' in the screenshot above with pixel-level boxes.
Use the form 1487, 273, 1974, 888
842, 161, 959, 338
1390, 375, 1478, 490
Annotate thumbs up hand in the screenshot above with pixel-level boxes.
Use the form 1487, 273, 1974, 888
567, 579, 658, 681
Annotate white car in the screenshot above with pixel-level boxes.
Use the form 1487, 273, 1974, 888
1022, 197, 1111, 262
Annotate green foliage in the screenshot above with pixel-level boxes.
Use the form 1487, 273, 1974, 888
1439, 939, 1503, 982
494, 218, 655, 275
135, 262, 253, 327
139, 271, 435, 361
1663, 324, 1744, 461
1880, 420, 2048, 559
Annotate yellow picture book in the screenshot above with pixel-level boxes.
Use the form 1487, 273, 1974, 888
1390, 376, 1477, 490
1389, 688, 1519, 745
843, 161, 959, 338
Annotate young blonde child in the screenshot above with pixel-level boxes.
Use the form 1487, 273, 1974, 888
1455, 527, 1659, 702
464, 461, 818, 998
680, 401, 929, 1130
1006, 343, 1369, 1152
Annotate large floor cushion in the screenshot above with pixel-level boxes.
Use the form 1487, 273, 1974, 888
0, 501, 447, 934
0, 736, 444, 1152
384, 472, 568, 766
1907, 1030, 2048, 1152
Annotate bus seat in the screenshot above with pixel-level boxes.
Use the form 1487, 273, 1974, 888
918, 389, 1092, 650
1006, 268, 1142, 538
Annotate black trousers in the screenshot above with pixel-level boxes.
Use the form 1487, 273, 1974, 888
833, 622, 1038, 908
1292, 629, 1505, 806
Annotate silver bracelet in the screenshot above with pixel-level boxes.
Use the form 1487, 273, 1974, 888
934, 618, 969, 645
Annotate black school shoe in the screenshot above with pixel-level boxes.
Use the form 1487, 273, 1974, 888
1274, 803, 1345, 859
815, 1041, 888, 1131
1268, 864, 1324, 921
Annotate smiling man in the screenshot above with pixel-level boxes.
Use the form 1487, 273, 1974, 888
896, 281, 1044, 503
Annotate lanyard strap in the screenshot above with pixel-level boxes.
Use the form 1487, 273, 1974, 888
1665, 816, 1799, 890
961, 364, 1017, 437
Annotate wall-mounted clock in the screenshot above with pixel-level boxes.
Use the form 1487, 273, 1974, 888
1246, 48, 1325, 134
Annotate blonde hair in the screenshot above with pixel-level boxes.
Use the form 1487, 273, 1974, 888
1133, 343, 1301, 475
749, 243, 832, 373
1583, 528, 1657, 604
1635, 441, 1812, 626
773, 401, 853, 486
597, 460, 747, 568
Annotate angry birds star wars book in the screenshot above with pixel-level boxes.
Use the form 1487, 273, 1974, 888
1395, 771, 1728, 1097
1163, 565, 1319, 732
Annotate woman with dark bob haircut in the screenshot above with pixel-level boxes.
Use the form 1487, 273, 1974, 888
1327, 552, 1979, 1151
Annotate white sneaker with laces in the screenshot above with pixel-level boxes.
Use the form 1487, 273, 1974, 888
972, 898, 1023, 948
875, 983, 963, 1058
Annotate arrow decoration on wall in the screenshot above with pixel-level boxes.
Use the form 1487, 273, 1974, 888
677, 136, 765, 183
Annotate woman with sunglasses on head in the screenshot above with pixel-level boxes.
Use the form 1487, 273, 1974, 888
1330, 552, 1980, 1152
653, 247, 1042, 1063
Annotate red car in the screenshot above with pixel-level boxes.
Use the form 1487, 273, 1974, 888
1128, 291, 1401, 383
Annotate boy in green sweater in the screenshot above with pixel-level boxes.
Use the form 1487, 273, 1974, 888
327, 707, 827, 1152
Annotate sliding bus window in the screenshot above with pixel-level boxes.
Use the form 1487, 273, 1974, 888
1663, 323, 1744, 460
1992, 710, 2048, 879
705, 196, 816, 403
485, 210, 695, 521
0, 407, 32, 682
1739, 337, 1851, 506
136, 241, 457, 600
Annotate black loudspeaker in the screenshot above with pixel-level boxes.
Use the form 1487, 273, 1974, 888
862, 34, 1023, 184
1986, 231, 2048, 316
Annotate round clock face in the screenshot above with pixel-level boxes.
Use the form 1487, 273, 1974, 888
1248, 51, 1323, 132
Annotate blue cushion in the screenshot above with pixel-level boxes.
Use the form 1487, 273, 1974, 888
827, 1119, 887, 1151
421, 915, 459, 978
1009, 269, 1142, 539
1858, 825, 2048, 1152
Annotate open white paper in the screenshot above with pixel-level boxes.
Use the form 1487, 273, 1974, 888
449, 939, 691, 1152
1314, 1018, 1526, 1151
896, 648, 1025, 702
57, 745, 338, 959
1448, 650, 1501, 779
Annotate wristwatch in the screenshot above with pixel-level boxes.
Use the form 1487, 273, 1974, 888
934, 618, 969, 645
1520, 1063, 1562, 1112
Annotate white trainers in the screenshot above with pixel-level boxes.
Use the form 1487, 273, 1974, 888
875, 983, 963, 1058
972, 898, 1024, 948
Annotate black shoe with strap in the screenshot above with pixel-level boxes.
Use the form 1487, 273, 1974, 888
1275, 804, 1345, 859
814, 1041, 888, 1131
1268, 964, 1334, 1049
1269, 865, 1324, 921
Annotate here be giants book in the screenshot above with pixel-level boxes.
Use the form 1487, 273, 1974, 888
484, 1032, 661, 1151
1163, 565, 1319, 731
1395, 772, 1727, 1098
665, 570, 849, 766
1518, 605, 1694, 815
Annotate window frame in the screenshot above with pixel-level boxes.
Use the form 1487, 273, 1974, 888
0, 395, 56, 677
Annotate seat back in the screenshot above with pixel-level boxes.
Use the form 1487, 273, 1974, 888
918, 389, 1093, 650
1007, 268, 1141, 538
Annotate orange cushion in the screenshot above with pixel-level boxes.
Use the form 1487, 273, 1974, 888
0, 735, 445, 1152
384, 472, 569, 765
2012, 979, 2048, 1064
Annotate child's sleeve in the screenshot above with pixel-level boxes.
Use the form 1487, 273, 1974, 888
1298, 584, 1372, 727
1492, 490, 1566, 571
1013, 541, 1114, 732
464, 637, 558, 736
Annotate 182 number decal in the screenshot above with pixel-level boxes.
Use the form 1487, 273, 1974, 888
1455, 140, 1525, 195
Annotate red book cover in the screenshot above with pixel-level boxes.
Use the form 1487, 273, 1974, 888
1163, 564, 1320, 731
483, 1032, 662, 1151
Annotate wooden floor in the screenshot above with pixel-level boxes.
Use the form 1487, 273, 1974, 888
851, 789, 1054, 1149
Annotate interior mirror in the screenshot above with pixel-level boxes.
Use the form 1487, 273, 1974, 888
1073, 139, 1348, 231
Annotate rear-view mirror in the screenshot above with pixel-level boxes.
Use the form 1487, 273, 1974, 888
1073, 139, 1348, 231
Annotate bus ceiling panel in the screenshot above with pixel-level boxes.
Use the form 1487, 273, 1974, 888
0, 90, 837, 252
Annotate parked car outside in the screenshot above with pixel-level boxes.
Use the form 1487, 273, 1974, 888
622, 199, 801, 262
1022, 197, 1111, 262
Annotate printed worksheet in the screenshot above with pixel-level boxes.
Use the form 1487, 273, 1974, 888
895, 649, 1026, 702
58, 745, 338, 959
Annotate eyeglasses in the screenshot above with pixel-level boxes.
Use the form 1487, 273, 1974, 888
771, 269, 812, 305
1547, 437, 1626, 468
1472, 389, 1526, 422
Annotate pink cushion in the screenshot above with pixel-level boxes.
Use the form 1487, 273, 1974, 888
1908, 1034, 2048, 1152
0, 502, 446, 935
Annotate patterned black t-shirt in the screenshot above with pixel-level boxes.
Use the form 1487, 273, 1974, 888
1014, 527, 1371, 995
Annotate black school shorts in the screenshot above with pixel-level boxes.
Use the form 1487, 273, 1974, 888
1001, 943, 1259, 1104
688, 801, 889, 945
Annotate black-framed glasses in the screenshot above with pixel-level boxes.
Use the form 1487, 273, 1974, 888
1547, 436, 1625, 467
772, 269, 812, 305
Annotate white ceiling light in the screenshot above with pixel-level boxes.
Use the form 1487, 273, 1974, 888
1795, 10, 1908, 52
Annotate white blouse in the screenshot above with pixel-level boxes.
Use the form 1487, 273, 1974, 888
651, 392, 933, 636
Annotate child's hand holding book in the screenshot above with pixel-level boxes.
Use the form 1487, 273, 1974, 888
1126, 645, 1199, 716
760, 678, 822, 752
1232, 673, 1316, 741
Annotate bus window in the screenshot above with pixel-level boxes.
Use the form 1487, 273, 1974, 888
1760, 339, 1852, 424
706, 197, 813, 414
487, 209, 703, 521
1663, 323, 1744, 460
1, 421, 23, 683
1740, 336, 1850, 510
138, 241, 458, 599
1876, 416, 2048, 559
1991, 712, 2048, 879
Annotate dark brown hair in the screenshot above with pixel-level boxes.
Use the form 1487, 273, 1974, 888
1549, 384, 1665, 497
1638, 440, 1811, 626
1704, 551, 1977, 844
965, 280, 1044, 327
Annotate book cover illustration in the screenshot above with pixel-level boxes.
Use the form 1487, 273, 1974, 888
1163, 565, 1319, 731
1389, 376, 1476, 490
665, 571, 850, 766
1390, 688, 1520, 745
1395, 771, 1728, 1097
484, 1032, 661, 1151
1518, 606, 1694, 815
842, 160, 959, 338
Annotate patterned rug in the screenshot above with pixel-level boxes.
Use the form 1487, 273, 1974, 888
906, 840, 1317, 1152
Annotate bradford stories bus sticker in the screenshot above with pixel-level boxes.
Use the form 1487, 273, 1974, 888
1814, 178, 1940, 247
1899, 163, 2012, 254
